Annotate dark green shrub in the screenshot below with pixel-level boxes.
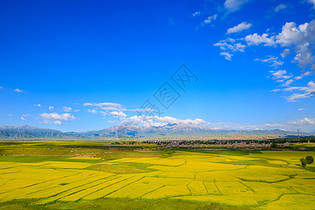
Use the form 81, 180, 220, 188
300, 158, 307, 167
306, 156, 314, 164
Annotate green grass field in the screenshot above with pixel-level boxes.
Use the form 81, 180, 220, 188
0, 141, 314, 209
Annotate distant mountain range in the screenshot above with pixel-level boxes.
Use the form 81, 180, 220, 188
0, 124, 309, 140
0, 125, 82, 139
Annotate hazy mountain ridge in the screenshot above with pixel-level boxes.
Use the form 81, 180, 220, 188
0, 124, 308, 140
0, 125, 82, 139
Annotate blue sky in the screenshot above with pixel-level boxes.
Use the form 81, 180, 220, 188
0, 0, 315, 132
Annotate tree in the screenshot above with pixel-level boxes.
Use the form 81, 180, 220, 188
300, 158, 307, 168
306, 156, 314, 164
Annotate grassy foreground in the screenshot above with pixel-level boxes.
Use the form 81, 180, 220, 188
0, 141, 314, 209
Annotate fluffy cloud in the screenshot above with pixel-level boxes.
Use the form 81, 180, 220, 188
224, 0, 250, 12
14, 88, 23, 93
214, 38, 246, 60
125, 115, 206, 127
220, 52, 233, 61
270, 70, 291, 80
34, 104, 41, 107
245, 33, 276, 46
214, 38, 246, 52
245, 21, 315, 70
274, 4, 287, 13
110, 111, 127, 119
202, 14, 217, 25
283, 81, 315, 101
40, 113, 76, 124
131, 108, 156, 112
255, 56, 284, 67
88, 109, 97, 114
122, 115, 314, 132
49, 106, 54, 110
218, 20, 315, 66
84, 102, 126, 119
192, 11, 201, 17
280, 49, 290, 58
227, 22, 252, 34
307, 0, 315, 8
63, 106, 72, 112
83, 102, 123, 111
21, 117, 26, 121
282, 79, 294, 87
276, 21, 315, 70
291, 117, 315, 125
216, 20, 315, 102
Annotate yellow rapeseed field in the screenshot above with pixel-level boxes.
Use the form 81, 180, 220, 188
0, 148, 314, 209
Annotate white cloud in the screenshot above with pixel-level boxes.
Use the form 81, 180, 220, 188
280, 49, 290, 58
88, 109, 97, 114
293, 71, 312, 80
214, 38, 246, 52
83, 102, 123, 111
83, 103, 93, 106
23, 114, 30, 117
271, 89, 281, 92
291, 117, 315, 125
63, 106, 72, 112
303, 71, 312, 76
298, 108, 304, 111
227, 22, 252, 34
284, 81, 315, 101
110, 111, 127, 119
274, 4, 287, 12
125, 115, 206, 127
192, 11, 201, 17
268, 70, 296, 87
202, 14, 217, 25
21, 117, 26, 121
122, 116, 315, 132
255, 56, 284, 67
49, 106, 54, 110
233, 20, 315, 102
287, 93, 310, 101
220, 52, 233, 61
269, 70, 291, 80
224, 0, 250, 12
40, 113, 76, 124
14, 88, 23, 93
131, 108, 157, 113
34, 104, 41, 107
245, 33, 276, 46
218, 20, 315, 74
276, 21, 315, 69
99, 111, 107, 116
307, 0, 315, 8
282, 79, 294, 86
214, 38, 246, 60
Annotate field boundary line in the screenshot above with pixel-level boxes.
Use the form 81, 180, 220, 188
140, 185, 166, 198
80, 175, 136, 199
239, 181, 255, 193
0, 173, 82, 195
35, 174, 106, 204
202, 181, 209, 195
101, 176, 145, 198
